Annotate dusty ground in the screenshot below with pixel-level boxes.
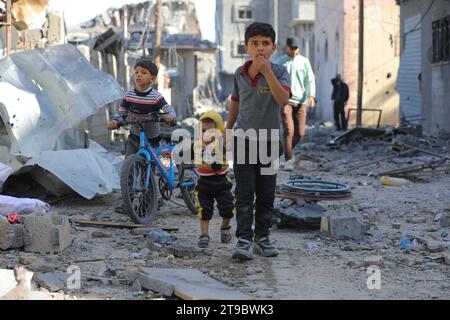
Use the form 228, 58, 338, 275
1, 127, 450, 300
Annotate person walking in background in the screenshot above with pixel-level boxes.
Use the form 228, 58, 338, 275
277, 36, 316, 171
331, 74, 349, 131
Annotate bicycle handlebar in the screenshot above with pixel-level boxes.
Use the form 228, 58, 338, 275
118, 112, 177, 128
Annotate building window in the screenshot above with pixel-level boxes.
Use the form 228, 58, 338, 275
235, 5, 252, 22
432, 16, 449, 63
233, 41, 247, 57
237, 44, 246, 55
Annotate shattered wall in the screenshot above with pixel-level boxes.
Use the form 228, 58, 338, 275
314, 0, 400, 127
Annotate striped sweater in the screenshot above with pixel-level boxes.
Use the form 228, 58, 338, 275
112, 87, 176, 139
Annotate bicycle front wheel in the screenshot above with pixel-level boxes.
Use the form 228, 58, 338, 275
178, 164, 198, 215
121, 154, 158, 224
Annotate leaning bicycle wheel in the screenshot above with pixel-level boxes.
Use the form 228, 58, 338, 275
178, 164, 198, 215
121, 154, 158, 224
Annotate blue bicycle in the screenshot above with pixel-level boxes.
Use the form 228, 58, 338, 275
119, 113, 198, 224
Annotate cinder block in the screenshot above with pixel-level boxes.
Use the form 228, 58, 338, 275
22, 213, 72, 254
0, 218, 24, 250
321, 214, 364, 240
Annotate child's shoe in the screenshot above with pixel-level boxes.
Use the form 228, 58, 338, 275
198, 235, 210, 248
220, 225, 232, 244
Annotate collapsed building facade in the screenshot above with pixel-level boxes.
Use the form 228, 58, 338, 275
68, 0, 219, 144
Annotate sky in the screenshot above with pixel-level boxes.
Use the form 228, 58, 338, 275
49, 0, 216, 42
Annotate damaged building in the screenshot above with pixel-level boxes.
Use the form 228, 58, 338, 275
68, 0, 219, 144
396, 0, 450, 137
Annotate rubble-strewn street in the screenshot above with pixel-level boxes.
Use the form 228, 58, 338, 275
2, 127, 448, 300
1, 0, 450, 303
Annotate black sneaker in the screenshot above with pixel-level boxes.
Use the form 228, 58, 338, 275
232, 238, 254, 261
254, 237, 278, 257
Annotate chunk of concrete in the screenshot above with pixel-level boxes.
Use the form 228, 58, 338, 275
0, 218, 24, 250
321, 214, 364, 240
33, 273, 65, 292
22, 212, 72, 253
363, 256, 384, 267
137, 267, 253, 300
166, 243, 197, 259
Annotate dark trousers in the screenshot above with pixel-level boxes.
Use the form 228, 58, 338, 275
125, 133, 161, 157
281, 103, 306, 161
333, 100, 347, 131
233, 137, 282, 241
195, 175, 234, 221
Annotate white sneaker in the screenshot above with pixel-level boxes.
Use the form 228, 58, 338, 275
284, 159, 294, 171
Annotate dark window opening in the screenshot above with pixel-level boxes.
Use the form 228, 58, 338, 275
237, 44, 246, 55
432, 16, 449, 63
237, 7, 252, 20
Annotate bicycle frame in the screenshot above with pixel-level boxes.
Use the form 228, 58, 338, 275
136, 130, 196, 190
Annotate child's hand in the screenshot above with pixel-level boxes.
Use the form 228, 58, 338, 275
163, 115, 175, 125
254, 56, 271, 75
107, 120, 119, 130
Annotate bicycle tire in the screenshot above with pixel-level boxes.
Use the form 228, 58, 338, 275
121, 154, 159, 224
178, 164, 198, 215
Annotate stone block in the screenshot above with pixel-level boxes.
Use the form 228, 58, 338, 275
321, 214, 364, 240
22, 213, 72, 254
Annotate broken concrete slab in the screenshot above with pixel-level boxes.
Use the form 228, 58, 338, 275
137, 267, 253, 300
33, 273, 64, 292
28, 261, 56, 273
22, 212, 72, 253
321, 214, 364, 240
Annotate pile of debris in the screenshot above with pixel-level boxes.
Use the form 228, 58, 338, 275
0, 44, 124, 200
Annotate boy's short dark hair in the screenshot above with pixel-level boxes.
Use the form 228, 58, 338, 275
245, 22, 276, 45
135, 59, 158, 76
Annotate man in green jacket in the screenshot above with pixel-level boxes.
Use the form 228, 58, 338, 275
277, 36, 316, 171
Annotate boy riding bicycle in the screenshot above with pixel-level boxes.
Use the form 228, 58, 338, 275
108, 59, 176, 156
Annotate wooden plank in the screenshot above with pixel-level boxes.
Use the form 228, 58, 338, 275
137, 267, 253, 300
69, 219, 178, 232
399, 143, 450, 159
